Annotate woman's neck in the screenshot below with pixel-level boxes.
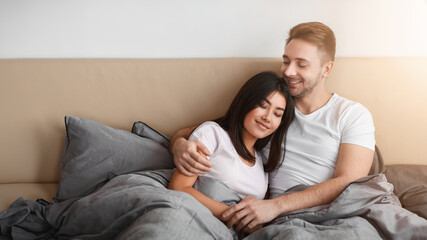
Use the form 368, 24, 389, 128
241, 129, 256, 154
238, 129, 256, 167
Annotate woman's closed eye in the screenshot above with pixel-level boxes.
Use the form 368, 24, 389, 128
258, 102, 267, 109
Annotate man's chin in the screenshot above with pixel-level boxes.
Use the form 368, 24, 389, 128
290, 90, 303, 98
291, 87, 314, 98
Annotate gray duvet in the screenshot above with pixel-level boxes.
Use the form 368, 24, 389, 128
1, 170, 427, 240
246, 174, 427, 240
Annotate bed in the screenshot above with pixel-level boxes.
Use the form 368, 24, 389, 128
1, 58, 426, 239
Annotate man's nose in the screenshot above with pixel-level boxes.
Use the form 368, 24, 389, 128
283, 63, 296, 77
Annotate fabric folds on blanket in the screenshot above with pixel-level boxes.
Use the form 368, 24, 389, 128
47, 170, 238, 239
0, 198, 53, 240
0, 170, 239, 240
246, 174, 427, 240
1, 172, 427, 240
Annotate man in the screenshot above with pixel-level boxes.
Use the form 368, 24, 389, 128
170, 22, 375, 233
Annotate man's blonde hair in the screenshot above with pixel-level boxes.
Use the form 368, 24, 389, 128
286, 22, 336, 63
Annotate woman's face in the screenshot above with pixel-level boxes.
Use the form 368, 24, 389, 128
243, 91, 287, 143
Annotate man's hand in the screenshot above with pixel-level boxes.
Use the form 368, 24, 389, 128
222, 196, 281, 233
172, 137, 212, 176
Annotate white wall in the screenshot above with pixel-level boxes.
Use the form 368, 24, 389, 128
1, 0, 426, 58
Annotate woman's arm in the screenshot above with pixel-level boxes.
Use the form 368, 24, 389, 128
168, 169, 231, 222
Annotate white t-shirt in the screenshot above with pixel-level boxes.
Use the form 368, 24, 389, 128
267, 93, 375, 195
190, 121, 268, 200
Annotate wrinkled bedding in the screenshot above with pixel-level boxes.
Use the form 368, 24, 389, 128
0, 170, 238, 240
247, 174, 427, 240
2, 170, 427, 240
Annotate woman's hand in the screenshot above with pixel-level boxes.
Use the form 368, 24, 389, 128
222, 196, 281, 233
172, 137, 212, 176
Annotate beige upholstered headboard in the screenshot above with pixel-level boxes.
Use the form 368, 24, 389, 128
0, 57, 426, 187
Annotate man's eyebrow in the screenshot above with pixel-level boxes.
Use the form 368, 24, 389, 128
282, 54, 309, 62
262, 98, 285, 111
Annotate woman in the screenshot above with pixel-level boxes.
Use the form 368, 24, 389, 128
168, 71, 294, 222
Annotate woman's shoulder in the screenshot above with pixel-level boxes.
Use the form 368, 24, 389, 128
195, 121, 224, 132
189, 121, 229, 152
190, 121, 227, 139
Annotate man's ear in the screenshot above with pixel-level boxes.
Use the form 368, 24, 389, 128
322, 61, 334, 79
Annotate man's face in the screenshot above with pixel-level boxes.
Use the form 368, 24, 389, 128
281, 39, 326, 98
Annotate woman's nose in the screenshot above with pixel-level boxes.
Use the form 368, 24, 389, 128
262, 114, 271, 122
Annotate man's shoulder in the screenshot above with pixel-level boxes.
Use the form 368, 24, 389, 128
332, 94, 362, 108
331, 94, 370, 115
331, 94, 375, 135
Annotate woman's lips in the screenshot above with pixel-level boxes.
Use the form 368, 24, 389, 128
255, 120, 269, 130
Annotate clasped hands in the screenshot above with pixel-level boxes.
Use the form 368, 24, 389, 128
222, 196, 279, 234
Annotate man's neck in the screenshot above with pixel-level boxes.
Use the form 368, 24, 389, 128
294, 91, 333, 115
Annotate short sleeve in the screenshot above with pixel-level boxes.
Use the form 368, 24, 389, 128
189, 121, 223, 155
340, 103, 376, 151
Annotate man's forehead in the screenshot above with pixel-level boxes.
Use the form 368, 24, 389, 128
283, 39, 321, 61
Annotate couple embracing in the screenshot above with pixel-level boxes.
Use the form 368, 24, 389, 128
168, 22, 375, 235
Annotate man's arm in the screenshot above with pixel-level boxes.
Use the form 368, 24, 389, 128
170, 125, 212, 176
223, 143, 374, 232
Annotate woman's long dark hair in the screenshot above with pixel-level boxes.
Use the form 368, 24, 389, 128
216, 71, 295, 172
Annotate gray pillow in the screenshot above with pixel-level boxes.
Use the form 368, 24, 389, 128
131, 121, 170, 149
385, 164, 427, 219
55, 116, 174, 201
